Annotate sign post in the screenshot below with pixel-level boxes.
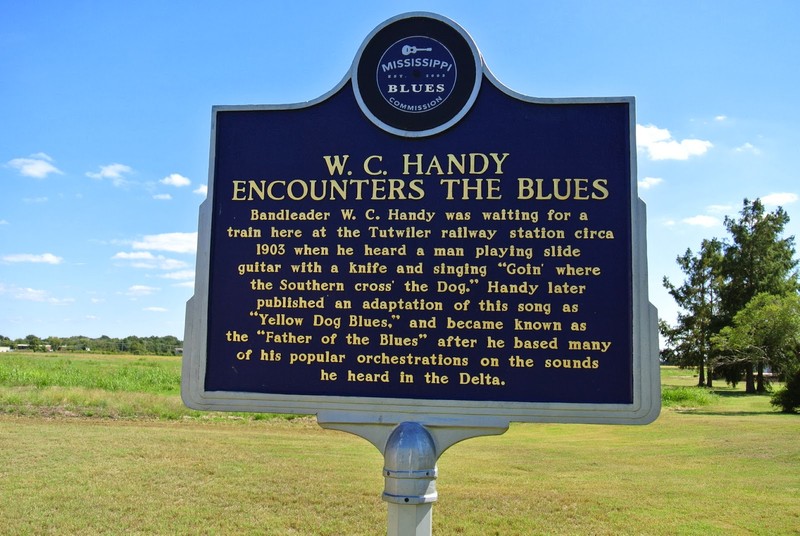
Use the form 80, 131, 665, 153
182, 12, 660, 534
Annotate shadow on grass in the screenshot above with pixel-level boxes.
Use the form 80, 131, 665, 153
711, 390, 756, 398
686, 389, 784, 416
677, 409, 782, 416
668, 387, 787, 416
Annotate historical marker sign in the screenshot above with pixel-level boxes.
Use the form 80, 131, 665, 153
182, 12, 660, 425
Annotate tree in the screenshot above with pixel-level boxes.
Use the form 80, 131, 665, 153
123, 336, 146, 355
0, 334, 182, 355
92, 335, 117, 354
23, 334, 43, 351
662, 239, 723, 386
772, 369, 800, 413
718, 199, 799, 392
712, 293, 800, 389
44, 336, 62, 351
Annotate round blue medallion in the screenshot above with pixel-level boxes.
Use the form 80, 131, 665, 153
376, 36, 458, 114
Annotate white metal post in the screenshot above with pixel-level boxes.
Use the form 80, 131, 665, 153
382, 422, 438, 536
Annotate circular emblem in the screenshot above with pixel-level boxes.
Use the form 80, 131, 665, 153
352, 13, 482, 137
376, 36, 457, 114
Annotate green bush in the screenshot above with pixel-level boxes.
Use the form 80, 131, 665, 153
661, 386, 719, 408
771, 369, 800, 413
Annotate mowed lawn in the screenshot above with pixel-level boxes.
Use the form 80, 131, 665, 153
1, 354, 798, 535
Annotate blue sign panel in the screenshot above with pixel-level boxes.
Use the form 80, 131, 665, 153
182, 12, 660, 424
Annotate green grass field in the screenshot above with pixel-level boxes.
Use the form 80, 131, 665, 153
1, 353, 798, 535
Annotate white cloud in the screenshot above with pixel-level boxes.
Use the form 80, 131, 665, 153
0, 219, 8, 225
161, 269, 195, 280
638, 177, 663, 190
0, 283, 72, 304
86, 163, 133, 187
193, 184, 208, 196
153, 193, 173, 200
636, 124, 713, 161
2, 253, 63, 264
682, 215, 721, 228
148, 258, 187, 270
126, 285, 159, 297
160, 173, 191, 187
13, 287, 50, 301
132, 232, 197, 254
112, 251, 188, 270
735, 142, 762, 155
112, 251, 154, 261
23, 196, 48, 204
7, 153, 63, 179
761, 192, 798, 207
714, 115, 727, 122
143, 306, 168, 312
707, 204, 733, 214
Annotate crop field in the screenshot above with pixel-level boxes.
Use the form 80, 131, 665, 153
1, 353, 798, 535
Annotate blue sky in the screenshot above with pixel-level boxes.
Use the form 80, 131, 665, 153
2, 1, 798, 340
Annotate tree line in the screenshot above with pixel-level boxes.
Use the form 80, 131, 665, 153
661, 198, 800, 412
0, 334, 182, 356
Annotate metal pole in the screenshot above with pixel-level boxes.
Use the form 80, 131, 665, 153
317, 412, 509, 535
382, 422, 438, 536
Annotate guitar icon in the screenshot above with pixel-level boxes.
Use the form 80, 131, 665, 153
402, 45, 433, 56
